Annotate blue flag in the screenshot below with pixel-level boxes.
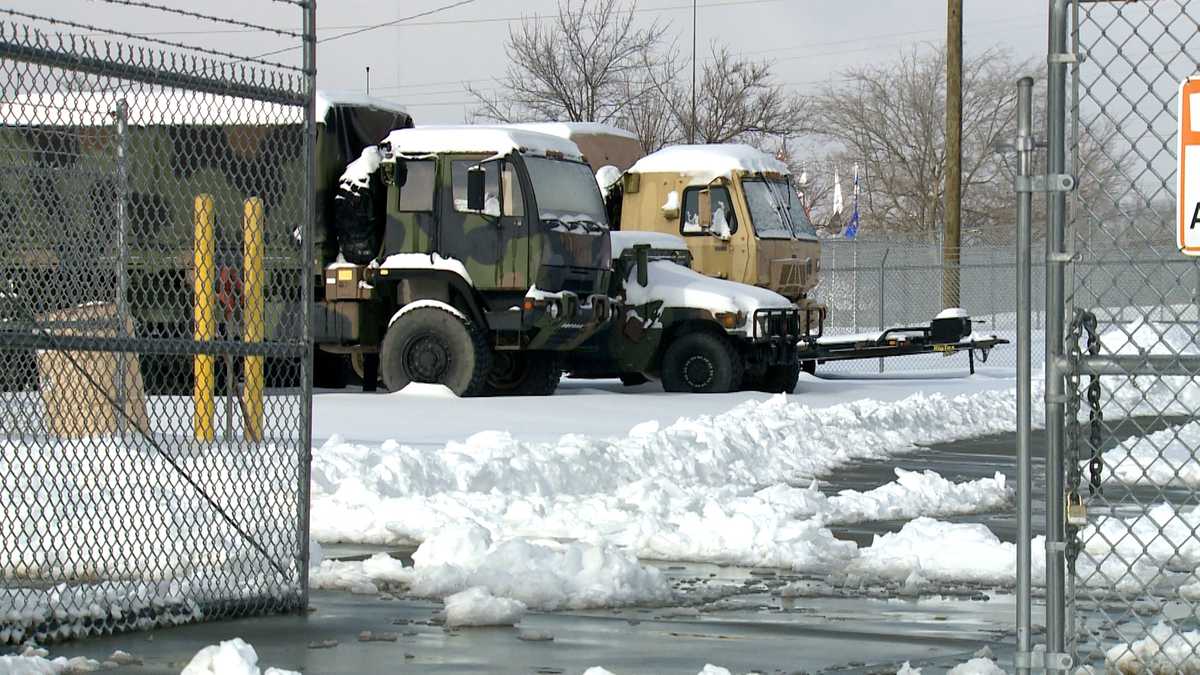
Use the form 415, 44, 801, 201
843, 164, 861, 239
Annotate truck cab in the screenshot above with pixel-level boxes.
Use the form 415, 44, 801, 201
318, 126, 616, 396
607, 144, 823, 312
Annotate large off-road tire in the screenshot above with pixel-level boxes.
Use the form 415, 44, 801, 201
379, 306, 491, 396
757, 364, 800, 394
660, 332, 744, 393
484, 351, 561, 396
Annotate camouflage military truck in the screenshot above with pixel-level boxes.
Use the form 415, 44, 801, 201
600, 143, 824, 314
0, 91, 410, 391
318, 126, 615, 396
563, 231, 821, 393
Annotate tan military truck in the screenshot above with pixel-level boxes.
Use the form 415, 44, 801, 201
607, 144, 822, 305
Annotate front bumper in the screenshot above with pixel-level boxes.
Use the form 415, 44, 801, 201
519, 292, 616, 351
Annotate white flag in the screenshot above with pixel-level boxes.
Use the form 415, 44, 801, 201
832, 168, 844, 216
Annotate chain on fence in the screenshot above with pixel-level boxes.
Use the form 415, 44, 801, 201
0, 2, 314, 644
1042, 0, 1200, 670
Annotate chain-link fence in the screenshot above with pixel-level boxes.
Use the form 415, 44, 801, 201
811, 239, 1197, 374
0, 3, 314, 644
1028, 0, 1200, 671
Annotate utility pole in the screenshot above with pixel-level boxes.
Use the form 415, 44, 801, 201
943, 0, 963, 308
690, 0, 697, 144
365, 66, 371, 95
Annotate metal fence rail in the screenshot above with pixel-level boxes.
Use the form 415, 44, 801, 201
0, 3, 314, 643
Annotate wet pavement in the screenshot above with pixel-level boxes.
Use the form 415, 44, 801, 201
36, 417, 1189, 673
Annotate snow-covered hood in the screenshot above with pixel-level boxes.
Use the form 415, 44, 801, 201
624, 260, 793, 322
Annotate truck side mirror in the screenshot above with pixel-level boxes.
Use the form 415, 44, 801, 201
634, 244, 650, 288
467, 165, 486, 211
698, 189, 712, 229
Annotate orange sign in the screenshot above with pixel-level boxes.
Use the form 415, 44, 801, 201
1179, 78, 1200, 255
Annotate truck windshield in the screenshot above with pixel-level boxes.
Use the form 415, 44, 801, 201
743, 178, 817, 240
525, 157, 609, 228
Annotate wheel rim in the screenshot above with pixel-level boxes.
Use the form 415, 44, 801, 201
488, 352, 525, 391
682, 355, 715, 389
403, 332, 451, 383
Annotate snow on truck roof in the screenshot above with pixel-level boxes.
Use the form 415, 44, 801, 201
628, 143, 790, 183
502, 122, 639, 141
383, 125, 585, 160
0, 89, 407, 127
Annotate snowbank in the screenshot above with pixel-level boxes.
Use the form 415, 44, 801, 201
629, 144, 789, 184
584, 667, 731, 675
0, 646, 100, 674
181, 638, 298, 675
310, 524, 672, 610
846, 518, 1020, 587
1099, 319, 1200, 416
1106, 622, 1200, 674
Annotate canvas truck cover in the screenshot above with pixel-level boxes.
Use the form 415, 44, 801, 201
0, 90, 410, 309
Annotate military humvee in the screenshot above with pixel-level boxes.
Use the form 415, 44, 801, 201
601, 143, 824, 313
564, 231, 821, 393
319, 126, 616, 396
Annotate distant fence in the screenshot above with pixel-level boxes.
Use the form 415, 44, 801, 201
812, 239, 1198, 373
0, 4, 314, 644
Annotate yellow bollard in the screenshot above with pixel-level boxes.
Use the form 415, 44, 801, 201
193, 194, 216, 442
243, 197, 265, 442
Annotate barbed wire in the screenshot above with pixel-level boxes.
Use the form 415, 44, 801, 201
0, 8, 303, 73
87, 0, 302, 39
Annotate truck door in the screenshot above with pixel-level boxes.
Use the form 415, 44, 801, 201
680, 185, 737, 280
445, 158, 526, 292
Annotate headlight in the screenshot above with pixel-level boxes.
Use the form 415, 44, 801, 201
715, 311, 744, 329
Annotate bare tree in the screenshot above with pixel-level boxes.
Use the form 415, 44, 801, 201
467, 0, 668, 125
811, 46, 1126, 243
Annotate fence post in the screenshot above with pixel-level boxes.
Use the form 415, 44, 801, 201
243, 197, 265, 442
879, 248, 889, 373
113, 98, 130, 437
1044, 0, 1071, 660
193, 194, 216, 442
1014, 75, 1035, 675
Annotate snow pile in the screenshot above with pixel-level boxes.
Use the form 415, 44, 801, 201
629, 144, 789, 184
948, 658, 1006, 675
1099, 422, 1200, 487
0, 646, 100, 674
1105, 622, 1200, 674
310, 523, 672, 610
443, 587, 526, 627
824, 470, 1010, 525
845, 518, 1020, 587
181, 638, 298, 675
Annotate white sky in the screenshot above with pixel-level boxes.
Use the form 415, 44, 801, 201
7, 0, 1050, 124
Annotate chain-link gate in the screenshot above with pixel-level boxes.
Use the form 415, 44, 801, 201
1022, 0, 1200, 671
0, 4, 315, 643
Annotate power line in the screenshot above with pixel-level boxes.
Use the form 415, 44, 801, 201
253, 0, 477, 59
